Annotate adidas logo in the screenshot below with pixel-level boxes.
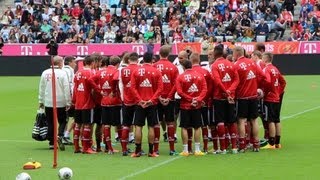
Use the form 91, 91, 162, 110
222, 73, 231, 82
140, 78, 152, 87
187, 83, 199, 93
77, 83, 84, 91
162, 74, 170, 83
102, 81, 111, 89
247, 70, 256, 80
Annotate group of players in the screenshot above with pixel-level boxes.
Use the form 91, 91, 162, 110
39, 42, 286, 157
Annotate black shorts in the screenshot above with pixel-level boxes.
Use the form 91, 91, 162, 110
157, 101, 175, 122
174, 99, 181, 115
213, 100, 236, 124
67, 106, 75, 118
279, 93, 284, 113
201, 107, 209, 126
122, 105, 136, 126
257, 99, 266, 119
74, 109, 93, 124
101, 106, 121, 126
133, 105, 159, 127
93, 106, 102, 124
264, 102, 281, 123
208, 106, 215, 126
180, 109, 202, 129
236, 99, 259, 120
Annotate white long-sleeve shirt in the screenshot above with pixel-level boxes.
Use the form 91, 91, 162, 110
63, 65, 74, 96
173, 57, 184, 99
39, 67, 71, 108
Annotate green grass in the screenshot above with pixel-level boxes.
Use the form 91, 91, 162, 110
0, 76, 319, 180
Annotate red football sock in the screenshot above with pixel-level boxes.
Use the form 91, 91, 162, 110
211, 127, 218, 151
239, 137, 246, 150
225, 126, 230, 148
202, 126, 208, 151
228, 123, 238, 149
117, 126, 122, 140
167, 124, 175, 151
253, 138, 260, 149
82, 126, 91, 152
73, 124, 81, 151
217, 123, 226, 151
245, 123, 250, 145
187, 128, 193, 152
154, 124, 160, 152
121, 126, 130, 152
103, 126, 113, 151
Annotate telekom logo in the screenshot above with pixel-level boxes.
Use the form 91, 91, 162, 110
132, 45, 145, 55
21, 46, 33, 55
77, 46, 89, 56
303, 43, 317, 53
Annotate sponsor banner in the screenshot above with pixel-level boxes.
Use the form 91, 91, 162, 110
209, 42, 300, 54
299, 41, 320, 54
2, 44, 163, 56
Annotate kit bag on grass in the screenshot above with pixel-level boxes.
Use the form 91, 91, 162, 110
32, 108, 48, 141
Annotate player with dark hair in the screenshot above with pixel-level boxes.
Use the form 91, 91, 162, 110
91, 56, 122, 154
130, 52, 163, 158
153, 45, 179, 156
190, 52, 212, 153
176, 60, 208, 156
233, 46, 268, 152
119, 52, 139, 156
73, 56, 100, 154
261, 52, 286, 149
255, 43, 266, 53
211, 46, 240, 154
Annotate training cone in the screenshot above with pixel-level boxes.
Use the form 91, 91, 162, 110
23, 161, 41, 170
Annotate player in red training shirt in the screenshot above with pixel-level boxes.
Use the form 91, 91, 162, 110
261, 52, 286, 149
190, 53, 212, 153
153, 45, 179, 156
176, 59, 208, 156
73, 56, 100, 154
91, 56, 122, 154
130, 52, 163, 158
233, 46, 268, 152
211, 46, 239, 154
119, 52, 139, 156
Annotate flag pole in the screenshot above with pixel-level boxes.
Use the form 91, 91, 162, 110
51, 55, 58, 168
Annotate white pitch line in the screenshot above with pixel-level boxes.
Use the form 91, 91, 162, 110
0, 140, 35, 143
119, 105, 320, 180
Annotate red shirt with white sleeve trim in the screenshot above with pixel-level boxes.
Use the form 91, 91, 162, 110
234, 56, 267, 99
153, 59, 179, 100
176, 69, 207, 110
263, 63, 286, 102
131, 63, 163, 105
211, 57, 240, 100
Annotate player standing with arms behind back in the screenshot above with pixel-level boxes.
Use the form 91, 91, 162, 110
233, 46, 267, 153
211, 46, 239, 154
72, 56, 100, 154
261, 52, 286, 149
130, 52, 163, 158
176, 59, 208, 156
153, 45, 179, 156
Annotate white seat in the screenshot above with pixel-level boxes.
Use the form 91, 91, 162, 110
256, 35, 266, 42
225, 36, 234, 41
215, 36, 224, 42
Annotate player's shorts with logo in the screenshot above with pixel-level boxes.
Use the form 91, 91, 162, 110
74, 109, 93, 124
213, 100, 236, 124
122, 105, 136, 126
134, 105, 159, 127
180, 109, 202, 129
264, 102, 281, 123
101, 106, 122, 126
236, 99, 259, 120
157, 101, 175, 122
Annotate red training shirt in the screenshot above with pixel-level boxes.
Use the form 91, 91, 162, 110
120, 63, 139, 105
263, 63, 286, 102
192, 64, 212, 104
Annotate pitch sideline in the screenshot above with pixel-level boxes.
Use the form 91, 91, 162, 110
119, 105, 320, 180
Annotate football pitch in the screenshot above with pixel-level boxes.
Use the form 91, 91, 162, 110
0, 76, 319, 179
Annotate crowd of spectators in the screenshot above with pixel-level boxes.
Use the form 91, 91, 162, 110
0, 0, 305, 45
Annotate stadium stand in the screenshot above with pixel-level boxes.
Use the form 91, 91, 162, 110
0, 0, 304, 44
